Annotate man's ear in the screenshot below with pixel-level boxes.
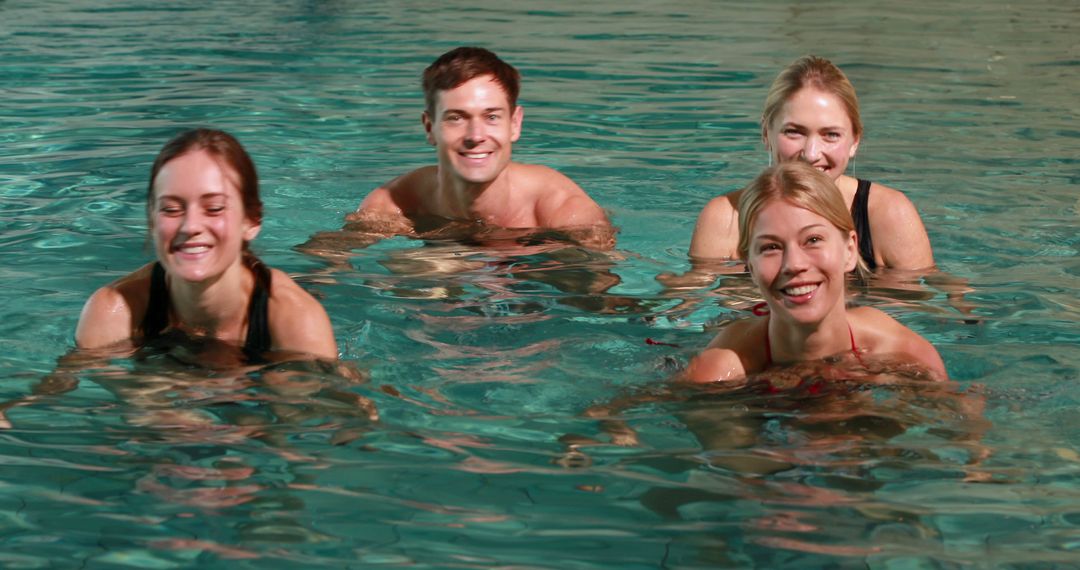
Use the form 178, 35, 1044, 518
510, 105, 523, 143
422, 112, 435, 146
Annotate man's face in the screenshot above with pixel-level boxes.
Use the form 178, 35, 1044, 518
423, 75, 523, 186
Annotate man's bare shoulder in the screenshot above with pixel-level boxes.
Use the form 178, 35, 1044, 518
512, 163, 609, 228
702, 190, 742, 220
358, 166, 439, 217
689, 190, 743, 260
511, 163, 596, 206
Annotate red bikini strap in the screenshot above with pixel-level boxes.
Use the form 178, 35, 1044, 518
848, 324, 867, 366
767, 321, 859, 370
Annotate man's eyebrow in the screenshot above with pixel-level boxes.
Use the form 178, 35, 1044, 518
442, 106, 507, 116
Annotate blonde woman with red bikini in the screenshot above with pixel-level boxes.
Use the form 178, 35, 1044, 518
685, 162, 945, 383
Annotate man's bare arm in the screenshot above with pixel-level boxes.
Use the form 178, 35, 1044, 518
296, 184, 414, 265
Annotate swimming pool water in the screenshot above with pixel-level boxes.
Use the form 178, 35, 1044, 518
1, 0, 1078, 567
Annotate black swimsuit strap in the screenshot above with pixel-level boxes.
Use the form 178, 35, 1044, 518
142, 262, 170, 339
851, 179, 877, 270
243, 257, 272, 354
140, 259, 272, 355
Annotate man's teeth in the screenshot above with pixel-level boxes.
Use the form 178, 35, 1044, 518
463, 152, 490, 158
783, 284, 817, 296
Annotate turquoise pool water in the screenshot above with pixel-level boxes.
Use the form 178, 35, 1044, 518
2, 0, 1078, 567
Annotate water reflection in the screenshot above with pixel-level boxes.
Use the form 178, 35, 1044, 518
2, 0, 1078, 565
302, 220, 668, 320
566, 356, 993, 561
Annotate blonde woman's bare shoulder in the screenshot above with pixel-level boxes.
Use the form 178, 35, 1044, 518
685, 317, 765, 383
706, 316, 763, 349
866, 181, 924, 227
849, 306, 946, 380
865, 181, 935, 269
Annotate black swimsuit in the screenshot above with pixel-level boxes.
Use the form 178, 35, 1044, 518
141, 260, 272, 354
851, 178, 876, 270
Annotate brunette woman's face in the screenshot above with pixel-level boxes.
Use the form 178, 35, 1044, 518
149, 149, 259, 283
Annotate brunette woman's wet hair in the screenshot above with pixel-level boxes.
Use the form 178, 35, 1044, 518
147, 128, 266, 276
147, 128, 262, 225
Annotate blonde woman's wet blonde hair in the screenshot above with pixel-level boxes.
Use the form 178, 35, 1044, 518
761, 55, 862, 140
737, 162, 868, 277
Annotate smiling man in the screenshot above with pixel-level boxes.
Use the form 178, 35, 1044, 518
306, 47, 613, 255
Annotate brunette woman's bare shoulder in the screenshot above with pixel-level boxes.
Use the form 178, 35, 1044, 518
266, 268, 338, 360
75, 263, 155, 349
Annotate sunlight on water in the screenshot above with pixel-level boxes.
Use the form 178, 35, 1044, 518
0, 0, 1078, 567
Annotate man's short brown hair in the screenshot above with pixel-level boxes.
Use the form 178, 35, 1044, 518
423, 47, 521, 116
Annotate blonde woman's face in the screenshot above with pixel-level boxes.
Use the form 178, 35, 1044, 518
746, 199, 857, 324
766, 87, 859, 181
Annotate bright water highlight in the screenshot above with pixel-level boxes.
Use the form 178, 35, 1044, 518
1, 0, 1078, 567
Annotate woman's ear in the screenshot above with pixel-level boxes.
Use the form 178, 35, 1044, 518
243, 220, 262, 242
844, 230, 858, 272
849, 135, 860, 159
